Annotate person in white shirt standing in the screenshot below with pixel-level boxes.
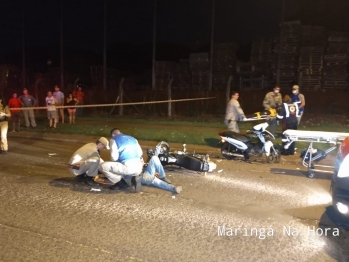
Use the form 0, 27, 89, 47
45, 91, 58, 129
53, 85, 65, 123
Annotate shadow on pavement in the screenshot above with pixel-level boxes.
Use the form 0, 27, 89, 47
318, 206, 349, 261
270, 168, 332, 180
49, 177, 133, 195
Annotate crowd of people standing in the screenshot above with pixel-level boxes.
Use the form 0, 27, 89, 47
0, 84, 84, 155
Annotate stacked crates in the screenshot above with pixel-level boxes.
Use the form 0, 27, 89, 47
155, 61, 176, 90
271, 21, 301, 89
189, 53, 210, 90
298, 26, 326, 90
212, 43, 237, 90
322, 31, 349, 89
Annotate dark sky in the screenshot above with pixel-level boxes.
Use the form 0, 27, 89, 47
1, 0, 349, 68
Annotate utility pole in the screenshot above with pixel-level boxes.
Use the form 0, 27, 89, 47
209, 0, 215, 91
276, 0, 285, 85
60, 0, 64, 89
152, 0, 157, 90
103, 0, 107, 90
22, 0, 25, 89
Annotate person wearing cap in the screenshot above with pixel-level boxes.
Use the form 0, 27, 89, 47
291, 85, 305, 125
53, 85, 65, 123
68, 137, 110, 186
0, 96, 11, 154
263, 85, 282, 135
19, 88, 37, 128
99, 128, 144, 192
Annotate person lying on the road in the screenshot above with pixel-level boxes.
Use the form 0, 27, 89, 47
99, 128, 145, 192
140, 155, 182, 193
95, 155, 182, 194
68, 137, 110, 186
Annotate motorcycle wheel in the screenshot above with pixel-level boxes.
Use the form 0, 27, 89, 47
221, 142, 237, 160
266, 148, 280, 163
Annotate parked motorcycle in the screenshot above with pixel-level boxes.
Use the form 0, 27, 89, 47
219, 122, 280, 163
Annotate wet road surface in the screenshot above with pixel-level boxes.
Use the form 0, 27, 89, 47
0, 131, 348, 262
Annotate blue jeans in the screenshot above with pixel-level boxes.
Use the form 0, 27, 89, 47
141, 156, 175, 192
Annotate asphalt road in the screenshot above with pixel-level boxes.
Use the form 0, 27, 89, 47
0, 131, 348, 262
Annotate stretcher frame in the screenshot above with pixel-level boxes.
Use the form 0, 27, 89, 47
282, 130, 349, 178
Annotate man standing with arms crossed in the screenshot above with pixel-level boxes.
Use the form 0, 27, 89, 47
53, 85, 65, 123
19, 88, 36, 128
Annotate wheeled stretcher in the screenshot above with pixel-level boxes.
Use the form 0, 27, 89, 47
282, 130, 349, 178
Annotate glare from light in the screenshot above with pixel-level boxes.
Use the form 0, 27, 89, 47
205, 175, 299, 198
337, 154, 349, 178
306, 192, 332, 206
336, 202, 349, 214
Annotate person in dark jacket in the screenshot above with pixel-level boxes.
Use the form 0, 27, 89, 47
277, 96, 300, 155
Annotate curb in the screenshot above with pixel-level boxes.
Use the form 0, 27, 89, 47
8, 130, 220, 154
8, 130, 309, 163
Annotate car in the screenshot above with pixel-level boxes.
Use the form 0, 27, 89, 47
331, 137, 349, 218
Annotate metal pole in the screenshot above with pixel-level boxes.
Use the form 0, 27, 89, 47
60, 0, 64, 89
276, 0, 285, 85
152, 0, 157, 90
209, 0, 215, 91
119, 80, 124, 115
103, 0, 107, 90
22, 0, 25, 89
168, 78, 173, 117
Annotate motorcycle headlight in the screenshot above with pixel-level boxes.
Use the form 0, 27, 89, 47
337, 154, 349, 178
336, 202, 349, 214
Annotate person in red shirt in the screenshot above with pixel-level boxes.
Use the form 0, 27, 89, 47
8, 92, 23, 132
73, 85, 84, 116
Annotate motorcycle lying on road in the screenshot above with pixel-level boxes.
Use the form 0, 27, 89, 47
147, 141, 216, 173
219, 122, 280, 163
